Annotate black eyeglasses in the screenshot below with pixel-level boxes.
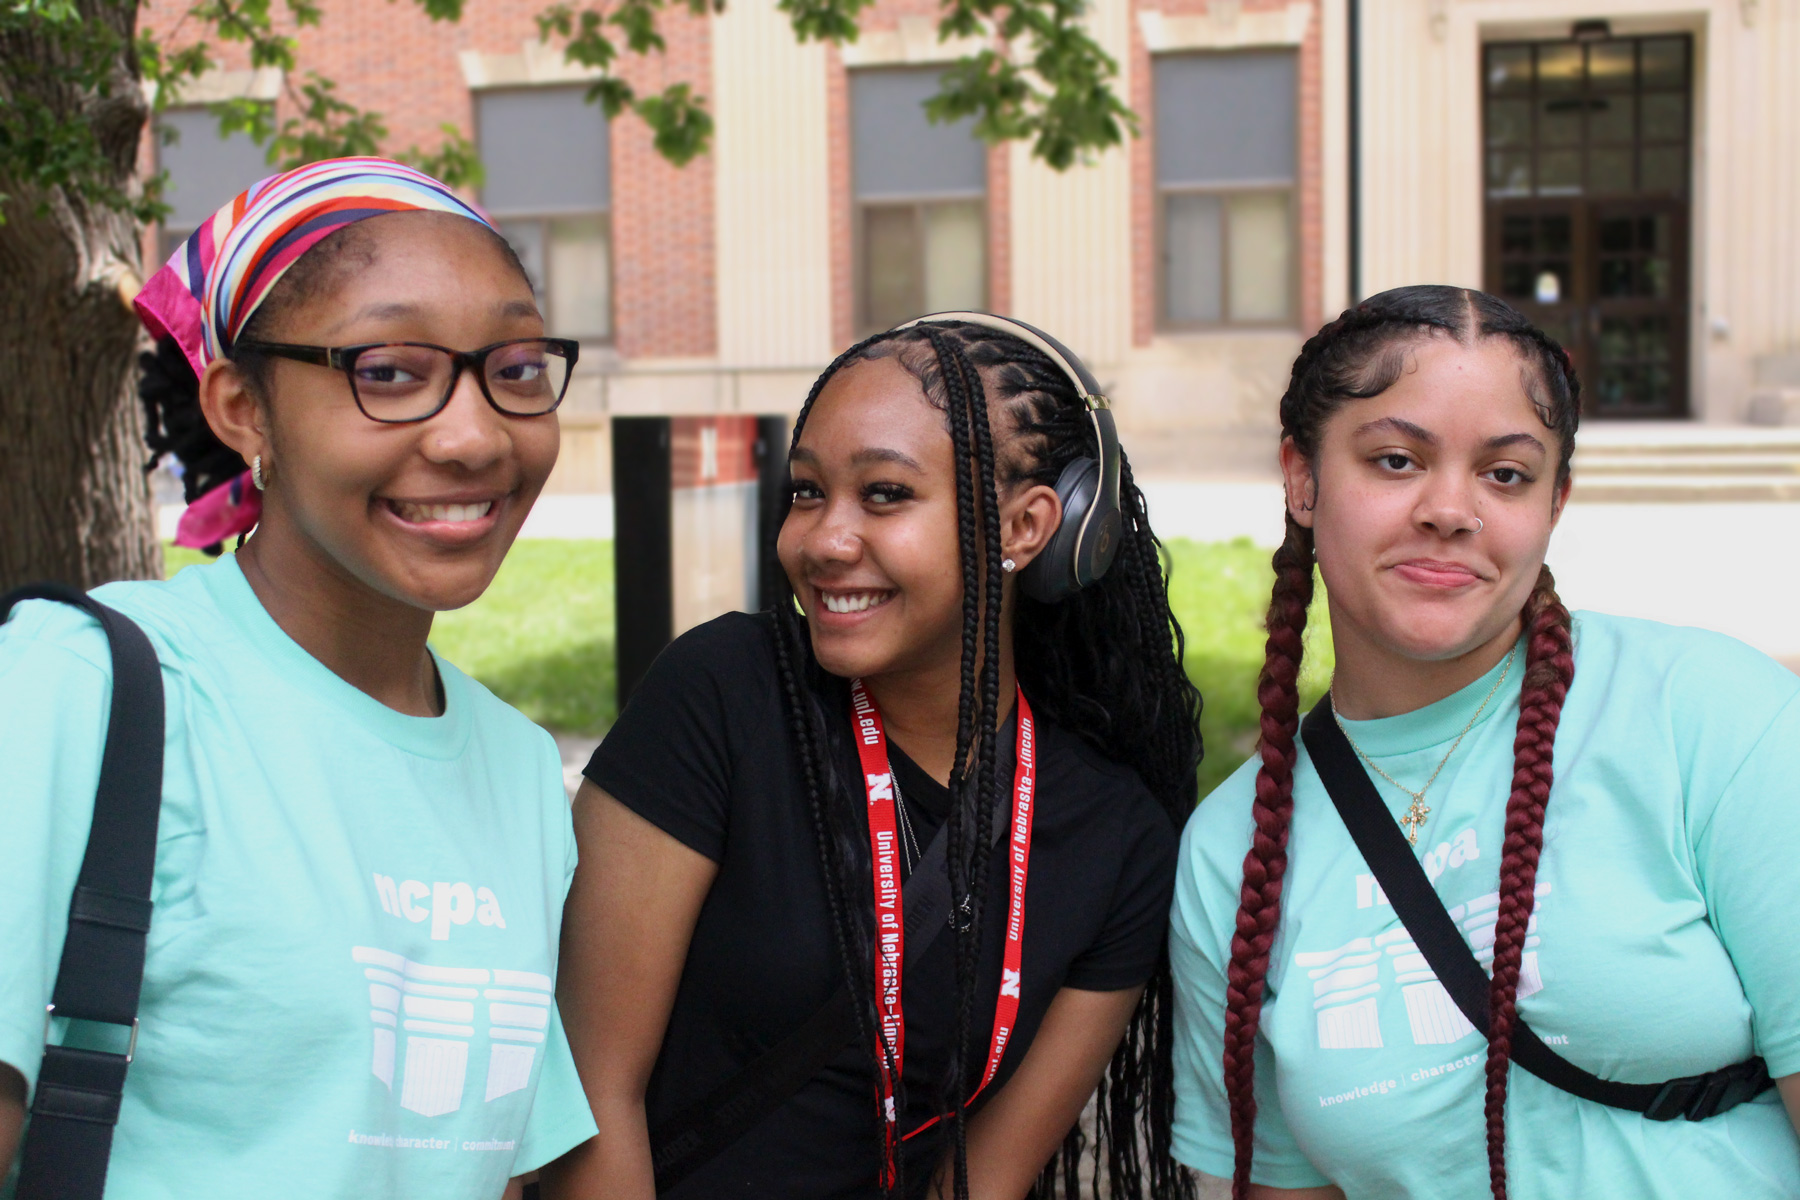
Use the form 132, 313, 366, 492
233, 338, 581, 423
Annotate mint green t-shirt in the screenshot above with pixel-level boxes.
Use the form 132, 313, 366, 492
1171, 611, 1800, 1198
0, 557, 596, 1199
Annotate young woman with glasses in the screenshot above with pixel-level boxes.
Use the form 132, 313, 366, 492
1168, 285, 1800, 1200
0, 158, 594, 1198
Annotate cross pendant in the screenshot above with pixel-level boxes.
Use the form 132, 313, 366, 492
1400, 797, 1430, 846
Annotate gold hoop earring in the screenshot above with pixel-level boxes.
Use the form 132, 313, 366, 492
252, 454, 267, 491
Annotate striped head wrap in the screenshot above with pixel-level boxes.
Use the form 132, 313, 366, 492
135, 156, 496, 379
134, 157, 495, 549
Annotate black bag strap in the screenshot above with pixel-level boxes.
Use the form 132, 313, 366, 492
2, 584, 166, 1200
650, 791, 1005, 1192
1301, 695, 1773, 1123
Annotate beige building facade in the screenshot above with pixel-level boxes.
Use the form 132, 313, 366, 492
148, 0, 1800, 493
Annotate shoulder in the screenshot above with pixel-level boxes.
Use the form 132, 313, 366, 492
1568, 609, 1800, 736
1171, 755, 1262, 953
1572, 610, 1798, 698
1036, 718, 1180, 860
436, 656, 559, 763
2, 570, 215, 680
647, 610, 780, 691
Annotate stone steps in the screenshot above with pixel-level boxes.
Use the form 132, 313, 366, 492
1570, 424, 1800, 502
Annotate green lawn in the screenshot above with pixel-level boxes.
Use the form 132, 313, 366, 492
167, 537, 1328, 799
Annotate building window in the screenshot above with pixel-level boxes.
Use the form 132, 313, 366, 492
852, 68, 987, 331
477, 87, 612, 342
1154, 50, 1297, 327
156, 107, 271, 261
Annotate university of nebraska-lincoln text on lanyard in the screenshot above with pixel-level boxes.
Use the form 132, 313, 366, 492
849, 678, 1037, 1183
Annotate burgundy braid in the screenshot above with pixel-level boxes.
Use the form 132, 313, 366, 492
1481, 577, 1575, 1200
1222, 513, 1315, 1200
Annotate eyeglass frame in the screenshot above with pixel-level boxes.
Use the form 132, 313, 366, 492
231, 337, 582, 424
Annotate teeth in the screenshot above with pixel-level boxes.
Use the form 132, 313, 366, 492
394, 500, 493, 524
822, 591, 890, 614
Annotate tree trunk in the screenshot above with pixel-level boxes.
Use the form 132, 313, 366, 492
0, 3, 160, 591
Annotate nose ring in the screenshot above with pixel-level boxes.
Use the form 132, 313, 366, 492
1472, 517, 1484, 534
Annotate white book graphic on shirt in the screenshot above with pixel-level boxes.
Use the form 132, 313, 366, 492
1374, 883, 1552, 1047
1293, 937, 1383, 1049
483, 970, 553, 1101
354, 948, 550, 1116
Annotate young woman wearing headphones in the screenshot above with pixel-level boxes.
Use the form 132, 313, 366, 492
542, 315, 1202, 1199
1168, 285, 1800, 1199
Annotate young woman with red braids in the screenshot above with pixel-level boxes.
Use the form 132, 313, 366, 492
1167, 284, 1800, 1200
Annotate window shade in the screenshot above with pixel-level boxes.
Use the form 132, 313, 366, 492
851, 69, 985, 200
1154, 51, 1297, 187
159, 108, 272, 230
478, 87, 610, 215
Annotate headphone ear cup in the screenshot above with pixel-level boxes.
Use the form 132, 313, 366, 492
1020, 456, 1099, 604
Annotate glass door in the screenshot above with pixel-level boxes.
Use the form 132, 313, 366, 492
1481, 34, 1693, 417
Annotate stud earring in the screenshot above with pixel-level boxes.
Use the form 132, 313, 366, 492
1002, 558, 1017, 573
251, 454, 266, 491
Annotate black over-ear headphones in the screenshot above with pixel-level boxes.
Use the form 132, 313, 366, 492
894, 311, 1122, 604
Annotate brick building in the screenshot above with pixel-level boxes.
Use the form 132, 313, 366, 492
142, 0, 1800, 495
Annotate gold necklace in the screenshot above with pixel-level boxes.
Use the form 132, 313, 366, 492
1333, 644, 1519, 846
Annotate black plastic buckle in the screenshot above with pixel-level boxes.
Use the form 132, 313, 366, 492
1644, 1059, 1771, 1122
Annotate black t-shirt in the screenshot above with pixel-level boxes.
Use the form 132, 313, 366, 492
584, 613, 1178, 1198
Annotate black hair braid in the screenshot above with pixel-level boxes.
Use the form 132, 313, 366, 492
770, 319, 1203, 1200
137, 336, 249, 556
767, 328, 918, 1195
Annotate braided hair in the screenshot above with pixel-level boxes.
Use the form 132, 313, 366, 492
1221, 285, 1580, 1200
770, 320, 1204, 1199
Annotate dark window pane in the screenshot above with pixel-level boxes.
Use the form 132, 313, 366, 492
864, 205, 922, 328
1589, 148, 1634, 193
1164, 192, 1222, 323
1642, 92, 1687, 141
1641, 38, 1688, 88
1639, 317, 1672, 360
1646, 364, 1673, 405
1588, 94, 1634, 144
1641, 147, 1687, 193
1588, 42, 1635, 90
1502, 262, 1534, 297
1488, 151, 1532, 196
1539, 149, 1582, 194
1486, 45, 1533, 94
1643, 256, 1671, 299
1539, 43, 1583, 92
1541, 214, 1572, 255
1599, 258, 1635, 298
852, 69, 985, 199
1501, 214, 1535, 254
1538, 96, 1583, 146
1598, 215, 1635, 252
1154, 51, 1297, 186
1487, 98, 1532, 147
478, 87, 610, 215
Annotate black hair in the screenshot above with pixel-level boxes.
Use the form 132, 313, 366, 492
770, 320, 1204, 1199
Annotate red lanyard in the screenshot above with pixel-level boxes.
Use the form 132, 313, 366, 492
849, 679, 1038, 1183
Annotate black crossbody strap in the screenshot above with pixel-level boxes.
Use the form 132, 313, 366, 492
651, 796, 1005, 1192
2, 584, 166, 1200
1301, 695, 1772, 1124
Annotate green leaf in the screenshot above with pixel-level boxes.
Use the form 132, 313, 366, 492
399, 123, 484, 189
634, 81, 711, 165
